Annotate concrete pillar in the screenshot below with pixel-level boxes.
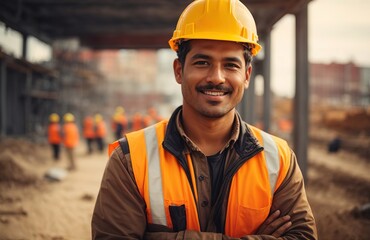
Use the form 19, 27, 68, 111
262, 32, 272, 132
25, 72, 32, 134
22, 33, 28, 60
294, 5, 309, 181
0, 60, 7, 137
243, 71, 256, 123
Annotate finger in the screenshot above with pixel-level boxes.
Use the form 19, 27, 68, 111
257, 210, 280, 233
271, 221, 292, 238
264, 210, 281, 225
263, 215, 291, 235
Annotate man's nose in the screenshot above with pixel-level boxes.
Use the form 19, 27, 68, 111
207, 64, 225, 85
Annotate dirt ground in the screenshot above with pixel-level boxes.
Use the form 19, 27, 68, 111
0, 134, 369, 240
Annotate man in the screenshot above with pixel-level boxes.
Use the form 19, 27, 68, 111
62, 113, 79, 170
94, 113, 107, 153
83, 115, 95, 154
47, 113, 62, 161
111, 106, 128, 140
92, 0, 317, 239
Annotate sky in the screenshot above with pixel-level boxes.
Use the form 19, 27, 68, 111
271, 0, 370, 97
1, 0, 369, 98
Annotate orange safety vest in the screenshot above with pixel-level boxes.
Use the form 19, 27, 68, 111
63, 122, 79, 148
131, 114, 144, 131
112, 114, 128, 131
48, 123, 61, 144
83, 117, 95, 138
109, 120, 290, 237
95, 121, 107, 138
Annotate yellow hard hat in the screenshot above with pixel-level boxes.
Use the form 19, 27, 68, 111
115, 106, 125, 114
95, 114, 103, 123
49, 113, 60, 122
63, 113, 75, 122
168, 0, 261, 56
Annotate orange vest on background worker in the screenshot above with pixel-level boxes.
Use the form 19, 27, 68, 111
148, 107, 163, 124
109, 121, 290, 237
111, 107, 127, 131
63, 113, 79, 148
83, 116, 95, 139
131, 113, 144, 131
95, 114, 107, 138
142, 114, 152, 128
111, 113, 127, 133
111, 107, 128, 140
48, 113, 61, 144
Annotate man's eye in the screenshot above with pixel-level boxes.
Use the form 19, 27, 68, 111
225, 63, 240, 69
194, 61, 209, 66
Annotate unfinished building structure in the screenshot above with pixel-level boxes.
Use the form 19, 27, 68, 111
0, 0, 312, 177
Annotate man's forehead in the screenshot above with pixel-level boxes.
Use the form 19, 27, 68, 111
188, 40, 245, 60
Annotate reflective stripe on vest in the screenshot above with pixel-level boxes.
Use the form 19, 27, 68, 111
260, 130, 279, 195
144, 126, 167, 226
124, 121, 200, 230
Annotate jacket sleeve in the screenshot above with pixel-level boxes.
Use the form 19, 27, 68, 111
267, 150, 318, 240
230, 150, 317, 240
91, 146, 148, 239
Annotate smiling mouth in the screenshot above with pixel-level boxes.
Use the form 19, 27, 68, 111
202, 90, 227, 96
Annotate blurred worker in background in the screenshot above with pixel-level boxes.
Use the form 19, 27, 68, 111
83, 115, 95, 154
94, 113, 107, 153
131, 112, 144, 131
111, 106, 128, 140
148, 106, 163, 123
143, 106, 164, 127
142, 112, 152, 128
47, 113, 62, 161
328, 135, 342, 153
62, 113, 79, 171
92, 0, 317, 239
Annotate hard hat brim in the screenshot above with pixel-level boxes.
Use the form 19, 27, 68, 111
169, 32, 262, 56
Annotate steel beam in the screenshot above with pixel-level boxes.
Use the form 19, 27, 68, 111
0, 60, 6, 137
262, 32, 272, 132
294, 5, 309, 181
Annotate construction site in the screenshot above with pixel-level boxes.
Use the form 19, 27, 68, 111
1, 1, 370, 239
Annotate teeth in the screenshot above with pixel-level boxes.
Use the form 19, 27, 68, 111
204, 91, 224, 96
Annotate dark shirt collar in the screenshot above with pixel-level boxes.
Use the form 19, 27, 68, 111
175, 108, 239, 155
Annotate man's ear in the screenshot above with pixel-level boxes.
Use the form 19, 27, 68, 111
244, 65, 253, 89
173, 59, 183, 84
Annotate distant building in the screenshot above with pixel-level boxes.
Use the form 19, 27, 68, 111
97, 49, 180, 117
310, 62, 369, 106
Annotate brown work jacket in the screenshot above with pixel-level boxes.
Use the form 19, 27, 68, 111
92, 106, 317, 239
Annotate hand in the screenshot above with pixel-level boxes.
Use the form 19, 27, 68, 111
256, 210, 292, 237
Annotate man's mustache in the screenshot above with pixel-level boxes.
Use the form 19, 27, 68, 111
196, 84, 232, 92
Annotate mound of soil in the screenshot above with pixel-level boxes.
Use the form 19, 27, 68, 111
0, 138, 50, 184
0, 150, 39, 184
